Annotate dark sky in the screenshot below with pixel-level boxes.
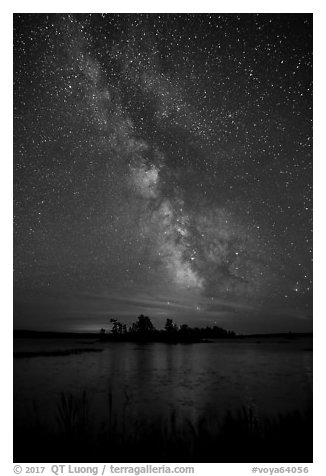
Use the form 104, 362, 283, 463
13, 13, 312, 333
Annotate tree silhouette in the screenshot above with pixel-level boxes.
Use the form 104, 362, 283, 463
110, 318, 123, 335
131, 314, 155, 335
164, 318, 178, 334
179, 323, 191, 339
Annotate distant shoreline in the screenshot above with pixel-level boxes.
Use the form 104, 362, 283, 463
13, 329, 313, 340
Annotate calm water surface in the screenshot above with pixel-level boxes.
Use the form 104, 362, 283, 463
14, 338, 312, 426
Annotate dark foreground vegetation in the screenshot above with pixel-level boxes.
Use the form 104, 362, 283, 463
14, 390, 312, 463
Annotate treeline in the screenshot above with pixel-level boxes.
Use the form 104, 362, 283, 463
99, 314, 236, 342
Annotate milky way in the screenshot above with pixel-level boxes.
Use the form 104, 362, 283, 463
14, 14, 312, 333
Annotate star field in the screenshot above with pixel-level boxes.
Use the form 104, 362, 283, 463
14, 14, 312, 333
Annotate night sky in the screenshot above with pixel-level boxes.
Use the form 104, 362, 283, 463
13, 13, 312, 333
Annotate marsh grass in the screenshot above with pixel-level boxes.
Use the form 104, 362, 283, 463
14, 391, 312, 463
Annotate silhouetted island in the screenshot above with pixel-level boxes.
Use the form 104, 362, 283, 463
14, 314, 312, 344
97, 314, 237, 342
14, 314, 236, 343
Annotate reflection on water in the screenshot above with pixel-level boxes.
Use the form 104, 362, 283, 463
14, 338, 312, 426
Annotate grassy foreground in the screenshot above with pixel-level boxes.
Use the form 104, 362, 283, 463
14, 391, 312, 463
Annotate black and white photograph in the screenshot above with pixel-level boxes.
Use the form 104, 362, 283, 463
13, 11, 313, 464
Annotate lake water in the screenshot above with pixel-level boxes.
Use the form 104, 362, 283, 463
14, 337, 313, 427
